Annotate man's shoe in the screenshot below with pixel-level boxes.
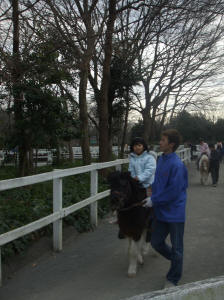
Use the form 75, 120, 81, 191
164, 280, 176, 289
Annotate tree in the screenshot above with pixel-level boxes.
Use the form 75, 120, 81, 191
42, 0, 105, 165
167, 111, 213, 143
213, 119, 224, 142
89, 0, 167, 160
133, 0, 224, 143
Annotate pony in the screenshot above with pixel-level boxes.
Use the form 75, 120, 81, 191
199, 153, 209, 185
108, 171, 153, 277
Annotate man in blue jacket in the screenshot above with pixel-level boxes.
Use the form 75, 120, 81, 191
143, 129, 188, 288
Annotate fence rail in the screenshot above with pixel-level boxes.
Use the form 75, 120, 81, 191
0, 149, 191, 286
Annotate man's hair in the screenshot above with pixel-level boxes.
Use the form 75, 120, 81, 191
161, 129, 182, 152
130, 137, 148, 153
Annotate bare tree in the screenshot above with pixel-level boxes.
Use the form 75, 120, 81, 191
132, 0, 224, 142
40, 0, 105, 165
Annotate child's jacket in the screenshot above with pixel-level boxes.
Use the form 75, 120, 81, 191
128, 151, 156, 188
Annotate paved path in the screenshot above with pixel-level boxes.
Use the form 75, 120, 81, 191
1, 162, 224, 300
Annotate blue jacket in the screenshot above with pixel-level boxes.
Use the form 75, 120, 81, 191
151, 152, 188, 223
128, 151, 156, 188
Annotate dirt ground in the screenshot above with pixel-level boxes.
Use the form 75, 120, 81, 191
0, 162, 224, 300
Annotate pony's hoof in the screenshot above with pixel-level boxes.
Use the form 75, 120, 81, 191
128, 272, 136, 278
128, 266, 137, 277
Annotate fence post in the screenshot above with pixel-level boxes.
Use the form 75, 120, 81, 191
0, 247, 2, 287
90, 167, 98, 227
53, 176, 63, 252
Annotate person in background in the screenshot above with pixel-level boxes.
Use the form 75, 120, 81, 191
197, 138, 210, 170
143, 129, 188, 288
216, 142, 223, 163
209, 143, 220, 187
198, 138, 210, 157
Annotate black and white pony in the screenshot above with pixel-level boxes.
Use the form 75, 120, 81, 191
108, 171, 153, 277
199, 153, 209, 185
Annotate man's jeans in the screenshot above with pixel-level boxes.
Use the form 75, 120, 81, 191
211, 165, 219, 184
151, 219, 185, 285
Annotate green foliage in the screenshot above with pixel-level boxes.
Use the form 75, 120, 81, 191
110, 55, 141, 99
6, 84, 79, 151
213, 119, 224, 142
0, 162, 111, 261
167, 111, 215, 143
4, 38, 80, 174
130, 119, 144, 141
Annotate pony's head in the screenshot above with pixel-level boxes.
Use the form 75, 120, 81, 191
107, 171, 133, 211
108, 171, 146, 211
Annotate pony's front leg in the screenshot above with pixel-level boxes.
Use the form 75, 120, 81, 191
137, 233, 145, 265
141, 229, 150, 256
128, 238, 143, 277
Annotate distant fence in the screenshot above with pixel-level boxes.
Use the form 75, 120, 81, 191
0, 146, 123, 166
0, 145, 191, 166
0, 148, 191, 286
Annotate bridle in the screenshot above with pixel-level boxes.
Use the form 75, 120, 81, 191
111, 189, 144, 212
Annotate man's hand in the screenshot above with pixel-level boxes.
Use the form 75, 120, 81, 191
142, 197, 153, 208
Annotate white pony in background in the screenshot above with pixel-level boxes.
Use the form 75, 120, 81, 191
199, 153, 209, 185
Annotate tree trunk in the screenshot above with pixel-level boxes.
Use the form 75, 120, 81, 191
35, 149, 38, 170
12, 0, 29, 176
143, 110, 152, 145
67, 141, 74, 162
56, 145, 61, 165
98, 0, 117, 164
79, 65, 91, 165
28, 148, 33, 173
108, 90, 115, 160
142, 78, 153, 144
159, 94, 169, 135
19, 147, 29, 176
120, 97, 129, 159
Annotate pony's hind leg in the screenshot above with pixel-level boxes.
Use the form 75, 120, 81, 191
141, 229, 150, 256
128, 239, 139, 277
137, 234, 145, 265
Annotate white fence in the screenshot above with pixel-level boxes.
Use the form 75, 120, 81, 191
0, 146, 121, 165
0, 148, 191, 286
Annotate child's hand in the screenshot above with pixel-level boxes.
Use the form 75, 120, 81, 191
147, 187, 152, 197
134, 176, 139, 181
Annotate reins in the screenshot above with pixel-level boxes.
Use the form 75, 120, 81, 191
118, 201, 144, 212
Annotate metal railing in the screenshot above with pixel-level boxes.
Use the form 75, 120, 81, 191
0, 148, 191, 286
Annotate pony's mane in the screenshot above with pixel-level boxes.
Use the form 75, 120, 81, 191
108, 171, 146, 204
